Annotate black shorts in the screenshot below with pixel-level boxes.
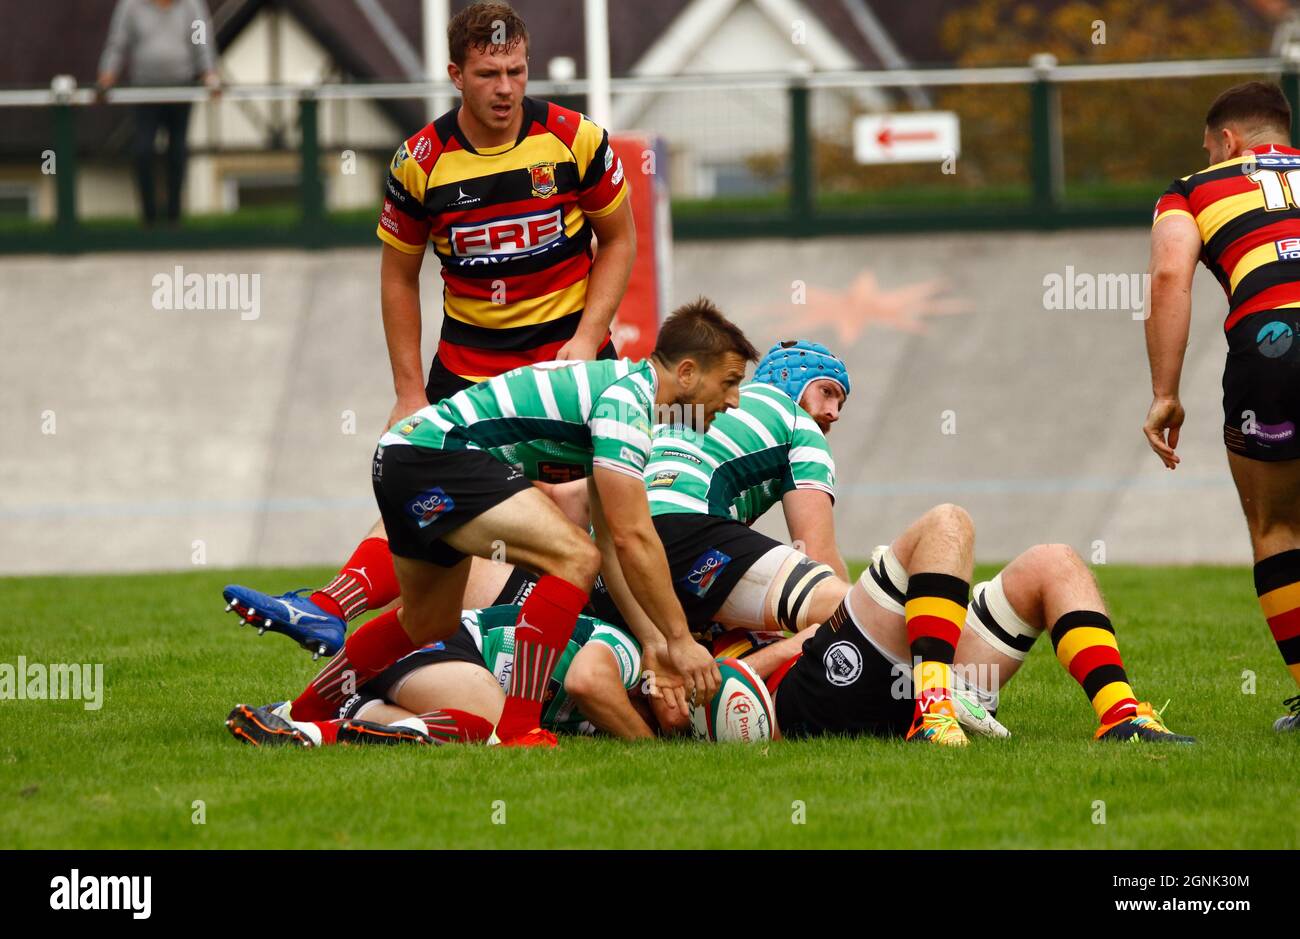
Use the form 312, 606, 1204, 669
361, 624, 488, 703
1223, 310, 1300, 461
773, 617, 914, 739
652, 513, 783, 634
424, 338, 619, 406
372, 446, 533, 567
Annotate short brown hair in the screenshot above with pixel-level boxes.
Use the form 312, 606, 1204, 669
653, 297, 759, 367
1206, 81, 1291, 135
449, 1, 529, 67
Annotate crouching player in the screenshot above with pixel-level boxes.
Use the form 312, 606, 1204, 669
593, 340, 985, 745
760, 526, 1197, 744
226, 605, 653, 747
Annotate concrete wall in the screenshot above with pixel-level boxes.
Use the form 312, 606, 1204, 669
0, 227, 1250, 574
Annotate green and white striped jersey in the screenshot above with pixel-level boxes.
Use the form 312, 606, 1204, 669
464, 605, 642, 735
379, 358, 658, 482
644, 381, 835, 525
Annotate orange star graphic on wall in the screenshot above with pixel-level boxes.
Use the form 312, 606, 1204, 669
754, 271, 970, 344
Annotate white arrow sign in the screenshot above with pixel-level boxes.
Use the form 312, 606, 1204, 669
853, 111, 960, 165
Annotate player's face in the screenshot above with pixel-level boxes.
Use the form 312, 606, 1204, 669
799, 379, 845, 435
678, 351, 748, 430
450, 43, 528, 138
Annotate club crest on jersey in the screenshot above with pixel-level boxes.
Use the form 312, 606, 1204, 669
680, 549, 731, 598
530, 161, 557, 198
391, 143, 409, 170
405, 487, 455, 528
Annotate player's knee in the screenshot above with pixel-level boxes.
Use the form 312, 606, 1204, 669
552, 533, 600, 586
927, 502, 973, 539
1025, 542, 1083, 576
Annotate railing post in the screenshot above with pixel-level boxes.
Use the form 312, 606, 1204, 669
788, 68, 813, 224
51, 75, 78, 244
1029, 53, 1062, 220
298, 89, 323, 245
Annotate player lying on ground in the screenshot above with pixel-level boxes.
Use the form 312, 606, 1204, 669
231, 301, 755, 747
226, 606, 654, 747
732, 519, 1196, 745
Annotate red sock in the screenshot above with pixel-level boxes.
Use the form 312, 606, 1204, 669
289, 607, 419, 721
495, 575, 588, 741
420, 709, 494, 744
310, 537, 399, 622
309, 721, 341, 745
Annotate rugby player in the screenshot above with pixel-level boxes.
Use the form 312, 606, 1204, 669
225, 605, 653, 747
221, 0, 634, 657
1144, 80, 1300, 731
590, 341, 980, 744
737, 536, 1196, 745
259, 300, 754, 746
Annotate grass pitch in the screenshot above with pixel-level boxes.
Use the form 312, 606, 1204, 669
0, 563, 1296, 850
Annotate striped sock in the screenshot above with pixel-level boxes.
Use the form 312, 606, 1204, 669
1050, 611, 1137, 724
419, 709, 494, 744
310, 537, 399, 622
1254, 550, 1300, 688
904, 573, 969, 707
494, 575, 588, 741
288, 607, 418, 721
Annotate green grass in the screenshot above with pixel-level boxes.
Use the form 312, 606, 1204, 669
0, 563, 1295, 849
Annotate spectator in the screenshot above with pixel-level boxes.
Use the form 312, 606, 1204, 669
97, 0, 220, 225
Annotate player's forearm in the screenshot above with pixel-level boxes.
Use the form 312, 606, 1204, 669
1145, 271, 1192, 398
380, 274, 425, 401
573, 688, 655, 739
595, 530, 666, 654
799, 533, 848, 581
578, 232, 635, 344
612, 530, 691, 643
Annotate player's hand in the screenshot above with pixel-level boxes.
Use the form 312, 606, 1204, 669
641, 643, 689, 715
555, 333, 602, 361
386, 392, 429, 431
667, 636, 721, 703
1143, 395, 1184, 469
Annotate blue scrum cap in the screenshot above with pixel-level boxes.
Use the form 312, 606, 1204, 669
752, 340, 851, 404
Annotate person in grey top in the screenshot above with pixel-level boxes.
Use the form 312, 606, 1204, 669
97, 0, 220, 224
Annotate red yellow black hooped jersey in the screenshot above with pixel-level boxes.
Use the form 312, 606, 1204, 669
1154, 143, 1300, 332
377, 97, 629, 380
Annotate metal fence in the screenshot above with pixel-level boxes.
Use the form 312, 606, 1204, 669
1, 55, 1297, 252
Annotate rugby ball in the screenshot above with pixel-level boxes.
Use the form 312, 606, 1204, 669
690, 657, 775, 743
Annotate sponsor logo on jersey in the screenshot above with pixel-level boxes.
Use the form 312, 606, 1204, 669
823, 641, 863, 686
660, 448, 701, 465
649, 470, 679, 488
398, 416, 424, 435
1258, 320, 1294, 358
411, 136, 433, 163
538, 461, 586, 483
448, 207, 567, 261
405, 487, 456, 528
372, 445, 384, 481
530, 161, 557, 198
605, 147, 614, 172
450, 186, 481, 208
680, 549, 732, 598
619, 445, 646, 469
1277, 238, 1300, 261
1256, 154, 1300, 166
611, 158, 624, 187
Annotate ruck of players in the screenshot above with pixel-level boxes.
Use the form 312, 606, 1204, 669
220, 1, 1300, 751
